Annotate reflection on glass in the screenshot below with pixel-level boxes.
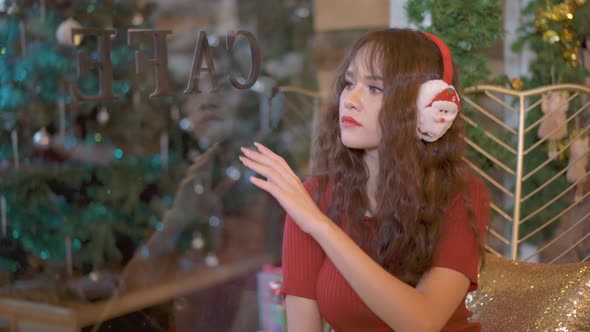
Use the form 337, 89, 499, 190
0, 0, 322, 331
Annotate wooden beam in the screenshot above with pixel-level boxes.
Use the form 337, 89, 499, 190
314, 0, 390, 31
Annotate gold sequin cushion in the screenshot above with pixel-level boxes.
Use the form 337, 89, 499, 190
466, 254, 590, 331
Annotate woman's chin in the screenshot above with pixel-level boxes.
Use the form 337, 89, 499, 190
340, 138, 374, 150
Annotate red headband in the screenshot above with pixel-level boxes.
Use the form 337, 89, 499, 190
421, 32, 454, 85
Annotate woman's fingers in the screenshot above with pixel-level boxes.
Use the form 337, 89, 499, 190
254, 143, 299, 178
241, 146, 283, 171
239, 156, 283, 185
253, 142, 290, 169
241, 145, 324, 235
241, 145, 300, 185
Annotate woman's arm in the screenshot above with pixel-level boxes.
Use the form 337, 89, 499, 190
313, 219, 469, 332
285, 295, 324, 332
240, 143, 475, 332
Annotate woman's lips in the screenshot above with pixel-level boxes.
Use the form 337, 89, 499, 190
341, 116, 362, 127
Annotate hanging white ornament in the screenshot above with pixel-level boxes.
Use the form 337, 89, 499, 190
191, 233, 205, 250
538, 91, 569, 159
89, 271, 100, 282
179, 118, 193, 132
193, 182, 205, 195
132, 13, 144, 25
97, 107, 110, 125
225, 166, 241, 181
33, 128, 51, 148
204, 253, 219, 267
208, 216, 221, 228
566, 135, 589, 201
56, 18, 83, 46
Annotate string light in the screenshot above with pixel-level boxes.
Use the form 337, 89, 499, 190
535, 0, 587, 66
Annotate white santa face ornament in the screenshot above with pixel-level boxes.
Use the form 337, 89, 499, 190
416, 32, 460, 143
416, 80, 460, 142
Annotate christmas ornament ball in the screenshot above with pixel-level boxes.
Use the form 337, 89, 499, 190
56, 18, 83, 46
204, 253, 219, 267
97, 107, 110, 125
191, 233, 205, 250
510, 77, 524, 90
33, 128, 51, 148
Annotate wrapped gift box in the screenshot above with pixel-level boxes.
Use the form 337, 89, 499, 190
257, 264, 286, 332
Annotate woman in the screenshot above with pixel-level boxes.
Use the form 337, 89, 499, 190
239, 28, 490, 332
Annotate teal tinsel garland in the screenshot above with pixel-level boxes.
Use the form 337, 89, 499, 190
0, 156, 185, 272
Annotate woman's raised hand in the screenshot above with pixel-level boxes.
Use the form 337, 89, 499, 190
239, 142, 327, 235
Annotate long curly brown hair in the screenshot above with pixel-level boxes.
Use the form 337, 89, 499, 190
312, 28, 474, 286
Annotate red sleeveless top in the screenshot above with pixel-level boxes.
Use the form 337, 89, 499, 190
281, 174, 489, 332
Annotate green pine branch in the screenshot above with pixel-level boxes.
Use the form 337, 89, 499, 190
406, 0, 503, 88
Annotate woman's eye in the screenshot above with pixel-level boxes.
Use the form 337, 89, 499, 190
369, 86, 383, 94
344, 81, 354, 89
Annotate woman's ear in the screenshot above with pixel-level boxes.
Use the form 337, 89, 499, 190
416, 80, 460, 142
417, 32, 459, 142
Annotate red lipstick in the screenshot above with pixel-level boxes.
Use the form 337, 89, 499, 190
341, 116, 362, 127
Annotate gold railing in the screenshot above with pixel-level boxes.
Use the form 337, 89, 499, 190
463, 84, 590, 262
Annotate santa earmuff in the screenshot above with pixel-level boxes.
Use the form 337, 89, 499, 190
416, 32, 461, 142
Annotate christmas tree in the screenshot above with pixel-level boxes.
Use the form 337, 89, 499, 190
0, 0, 198, 277
406, 0, 503, 88
0, 0, 317, 283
